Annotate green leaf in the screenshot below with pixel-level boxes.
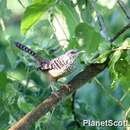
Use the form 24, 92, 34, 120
119, 74, 130, 91
68, 37, 79, 49
0, 0, 6, 17
109, 39, 130, 89
0, 73, 8, 89
17, 96, 34, 113
57, 1, 80, 37
75, 23, 104, 54
97, 0, 117, 9
115, 56, 130, 90
21, 0, 54, 34
109, 50, 122, 69
109, 50, 122, 89
3, 84, 18, 105
6, 46, 16, 69
77, 0, 93, 23
95, 50, 112, 63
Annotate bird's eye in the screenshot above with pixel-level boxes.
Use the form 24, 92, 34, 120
70, 51, 76, 54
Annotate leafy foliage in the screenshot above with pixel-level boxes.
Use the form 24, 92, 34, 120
0, 0, 130, 130
21, 0, 54, 34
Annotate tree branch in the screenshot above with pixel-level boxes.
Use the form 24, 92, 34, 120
110, 23, 130, 43
92, 0, 110, 41
9, 3, 130, 129
9, 19, 130, 130
18, 0, 25, 8
9, 61, 108, 130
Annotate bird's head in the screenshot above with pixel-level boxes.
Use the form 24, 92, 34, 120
64, 49, 85, 64
66, 49, 85, 58
66, 49, 79, 58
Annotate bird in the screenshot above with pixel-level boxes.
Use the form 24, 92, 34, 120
15, 42, 80, 91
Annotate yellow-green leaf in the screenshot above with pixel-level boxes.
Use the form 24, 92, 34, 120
21, 0, 54, 34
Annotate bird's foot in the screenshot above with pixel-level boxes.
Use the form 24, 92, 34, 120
61, 84, 71, 92
51, 91, 60, 98
49, 84, 60, 98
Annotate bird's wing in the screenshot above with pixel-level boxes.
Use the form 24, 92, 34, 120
39, 60, 52, 70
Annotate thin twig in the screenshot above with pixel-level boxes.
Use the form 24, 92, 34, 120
110, 23, 130, 43
120, 88, 130, 102
92, 0, 109, 41
18, 0, 25, 8
96, 12, 110, 41
118, 0, 130, 19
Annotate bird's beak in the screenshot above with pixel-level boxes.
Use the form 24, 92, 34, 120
80, 50, 85, 53
75, 50, 85, 57
78, 50, 85, 54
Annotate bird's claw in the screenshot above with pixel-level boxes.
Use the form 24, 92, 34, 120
51, 92, 60, 98
61, 84, 71, 92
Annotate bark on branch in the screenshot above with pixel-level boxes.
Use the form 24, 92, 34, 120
9, 61, 108, 130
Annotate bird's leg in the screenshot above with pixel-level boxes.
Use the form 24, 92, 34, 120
49, 81, 58, 91
57, 81, 71, 93
49, 81, 59, 97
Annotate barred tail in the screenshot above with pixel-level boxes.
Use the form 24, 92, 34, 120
15, 41, 52, 70
15, 42, 37, 58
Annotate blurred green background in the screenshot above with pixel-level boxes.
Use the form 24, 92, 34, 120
0, 0, 130, 130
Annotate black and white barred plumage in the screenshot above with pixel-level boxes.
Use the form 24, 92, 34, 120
47, 50, 79, 78
15, 42, 79, 79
